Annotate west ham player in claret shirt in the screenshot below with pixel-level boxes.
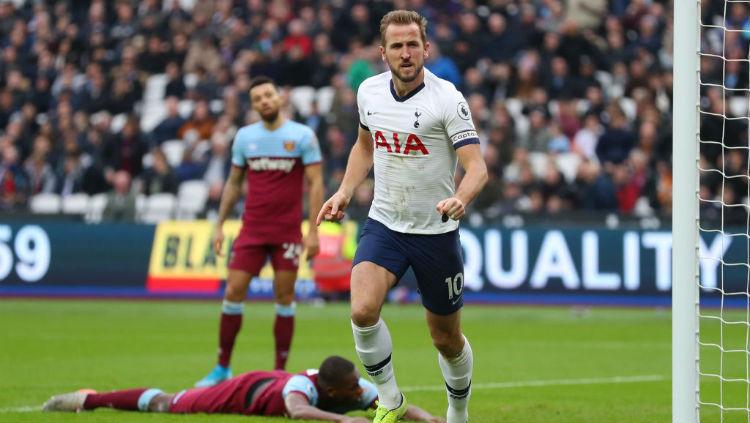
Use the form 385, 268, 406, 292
195, 76, 325, 387
317, 10, 488, 423
43, 356, 444, 422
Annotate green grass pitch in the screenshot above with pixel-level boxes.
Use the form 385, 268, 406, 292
0, 298, 726, 422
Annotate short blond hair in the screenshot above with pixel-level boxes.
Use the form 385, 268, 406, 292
379, 10, 427, 46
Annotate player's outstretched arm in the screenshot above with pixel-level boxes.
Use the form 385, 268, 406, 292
284, 393, 369, 423
213, 165, 246, 255
436, 143, 487, 221
316, 127, 373, 225
404, 404, 446, 423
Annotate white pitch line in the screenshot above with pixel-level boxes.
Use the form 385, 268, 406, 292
0, 375, 667, 413
401, 374, 667, 392
0, 406, 39, 413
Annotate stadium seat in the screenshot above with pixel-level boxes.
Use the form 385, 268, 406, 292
515, 115, 530, 139
576, 99, 591, 115
504, 98, 524, 120
547, 100, 559, 116
110, 113, 127, 133
289, 86, 316, 117
136, 194, 147, 219
209, 99, 224, 115
595, 71, 613, 91
85, 193, 108, 223
144, 74, 168, 101
142, 152, 154, 169
729, 96, 748, 118
141, 193, 177, 224
176, 180, 209, 219
29, 193, 62, 214
618, 97, 636, 121
316, 86, 336, 114
61, 193, 90, 215
528, 152, 552, 178
176, 0, 197, 11
161, 140, 185, 167
140, 99, 167, 132
183, 73, 198, 89
191, 140, 211, 160
556, 153, 581, 183
633, 196, 654, 217
178, 100, 195, 118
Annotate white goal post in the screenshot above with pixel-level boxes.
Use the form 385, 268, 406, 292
673, 0, 700, 422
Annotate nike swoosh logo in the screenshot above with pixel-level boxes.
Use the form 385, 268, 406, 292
367, 111, 378, 116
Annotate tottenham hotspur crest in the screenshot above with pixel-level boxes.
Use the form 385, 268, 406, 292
457, 102, 471, 121
414, 109, 422, 128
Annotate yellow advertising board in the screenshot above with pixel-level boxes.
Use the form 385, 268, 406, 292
146, 220, 354, 292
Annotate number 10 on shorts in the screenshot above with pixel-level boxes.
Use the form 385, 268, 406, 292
445, 273, 464, 300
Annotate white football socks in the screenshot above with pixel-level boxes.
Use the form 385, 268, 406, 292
351, 318, 402, 409
438, 335, 473, 423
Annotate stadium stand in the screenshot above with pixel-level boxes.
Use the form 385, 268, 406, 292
0, 0, 690, 223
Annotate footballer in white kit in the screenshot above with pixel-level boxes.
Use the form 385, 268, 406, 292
357, 68, 479, 235
317, 10, 487, 423
352, 68, 479, 315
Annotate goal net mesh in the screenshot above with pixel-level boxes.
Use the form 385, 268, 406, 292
698, 1, 750, 421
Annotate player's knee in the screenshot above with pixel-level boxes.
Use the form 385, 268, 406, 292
350, 304, 380, 327
274, 291, 294, 305
224, 284, 247, 302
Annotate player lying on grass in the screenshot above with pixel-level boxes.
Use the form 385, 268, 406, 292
43, 355, 443, 423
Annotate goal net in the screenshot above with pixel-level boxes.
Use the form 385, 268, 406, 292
677, 1, 750, 422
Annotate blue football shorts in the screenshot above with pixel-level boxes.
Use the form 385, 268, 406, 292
352, 218, 465, 315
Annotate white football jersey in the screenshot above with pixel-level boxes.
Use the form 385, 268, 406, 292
357, 69, 479, 234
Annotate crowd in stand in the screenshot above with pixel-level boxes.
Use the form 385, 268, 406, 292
0, 0, 740, 223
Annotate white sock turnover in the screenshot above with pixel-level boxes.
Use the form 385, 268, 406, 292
438, 335, 473, 423
351, 318, 402, 409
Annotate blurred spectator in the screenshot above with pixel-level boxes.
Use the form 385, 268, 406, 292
0, 144, 28, 210
4, 0, 687, 222
178, 100, 215, 141
174, 139, 209, 182
572, 160, 616, 211
203, 132, 231, 213
426, 42, 461, 87
184, 34, 222, 74
324, 125, 349, 176
519, 108, 552, 153
573, 113, 603, 160
596, 107, 635, 165
24, 135, 56, 195
164, 61, 187, 99
141, 148, 178, 196
139, 35, 168, 74
102, 170, 136, 222
54, 152, 86, 197
103, 115, 147, 178
106, 76, 139, 115
151, 96, 185, 145
565, 0, 608, 31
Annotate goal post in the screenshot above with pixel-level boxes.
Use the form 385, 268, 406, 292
673, 0, 700, 422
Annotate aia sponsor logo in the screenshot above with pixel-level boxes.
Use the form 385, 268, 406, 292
373, 130, 429, 155
247, 157, 296, 172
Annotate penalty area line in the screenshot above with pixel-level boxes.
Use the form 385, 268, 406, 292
401, 374, 667, 393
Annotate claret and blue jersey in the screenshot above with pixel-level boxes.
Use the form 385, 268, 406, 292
231, 120, 322, 242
